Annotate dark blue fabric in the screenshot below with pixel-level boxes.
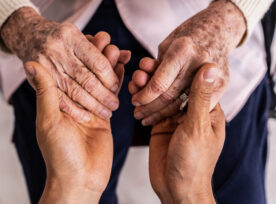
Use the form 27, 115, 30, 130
11, 0, 269, 203
213, 75, 270, 204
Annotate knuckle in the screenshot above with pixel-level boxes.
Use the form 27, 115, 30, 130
198, 89, 212, 102
159, 92, 174, 104
62, 77, 73, 93
93, 56, 110, 73
82, 75, 99, 92
102, 92, 117, 106
59, 94, 68, 112
149, 78, 167, 94
71, 63, 85, 80
61, 23, 78, 34
173, 37, 193, 52
93, 104, 104, 115
70, 85, 82, 101
44, 39, 64, 53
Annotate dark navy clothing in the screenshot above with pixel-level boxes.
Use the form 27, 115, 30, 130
11, 0, 269, 203
214, 75, 269, 204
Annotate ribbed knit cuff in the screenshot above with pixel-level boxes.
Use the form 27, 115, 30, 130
0, 0, 39, 54
230, 0, 273, 45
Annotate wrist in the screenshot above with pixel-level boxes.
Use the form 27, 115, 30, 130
0, 7, 45, 58
165, 177, 215, 204
172, 188, 215, 204
40, 175, 102, 204
208, 0, 246, 50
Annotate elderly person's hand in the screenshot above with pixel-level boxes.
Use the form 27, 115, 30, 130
0, 7, 129, 122
23, 48, 126, 203
130, 0, 246, 125
149, 64, 225, 204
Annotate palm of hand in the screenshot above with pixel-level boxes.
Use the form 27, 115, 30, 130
149, 111, 224, 202
37, 112, 113, 192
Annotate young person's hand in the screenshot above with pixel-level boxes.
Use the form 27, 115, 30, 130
23, 43, 128, 203
130, 0, 246, 125
1, 7, 128, 122
149, 64, 226, 204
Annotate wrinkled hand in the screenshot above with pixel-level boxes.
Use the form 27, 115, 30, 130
149, 64, 225, 204
1, 7, 129, 122
130, 0, 246, 125
23, 50, 125, 203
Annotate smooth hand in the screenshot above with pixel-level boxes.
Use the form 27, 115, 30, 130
0, 7, 126, 122
130, 0, 246, 125
149, 64, 225, 204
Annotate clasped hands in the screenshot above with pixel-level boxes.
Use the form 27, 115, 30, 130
9, 0, 250, 202
23, 31, 225, 204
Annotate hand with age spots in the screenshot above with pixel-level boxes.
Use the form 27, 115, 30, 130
0, 7, 130, 122
130, 0, 246, 126
23, 42, 128, 204
149, 64, 225, 204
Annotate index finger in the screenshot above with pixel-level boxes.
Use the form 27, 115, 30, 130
132, 56, 184, 106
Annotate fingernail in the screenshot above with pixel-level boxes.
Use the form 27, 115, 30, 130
109, 102, 118, 110
203, 68, 218, 83
83, 114, 91, 122
133, 101, 141, 107
134, 111, 144, 119
142, 118, 152, 126
100, 109, 111, 118
25, 65, 36, 80
111, 84, 119, 92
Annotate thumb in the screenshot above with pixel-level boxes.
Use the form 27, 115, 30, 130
24, 61, 60, 122
187, 63, 222, 122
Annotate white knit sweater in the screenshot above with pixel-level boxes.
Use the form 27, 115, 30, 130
231, 0, 273, 42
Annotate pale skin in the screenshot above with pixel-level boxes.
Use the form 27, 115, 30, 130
0, 7, 131, 122
129, 0, 246, 126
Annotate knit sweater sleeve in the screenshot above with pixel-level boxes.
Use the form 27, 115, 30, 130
0, 0, 38, 53
230, 0, 273, 44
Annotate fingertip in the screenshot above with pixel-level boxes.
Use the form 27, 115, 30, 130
92, 31, 111, 51
24, 61, 37, 78
95, 31, 111, 43
132, 70, 150, 87
128, 81, 140, 95
119, 50, 131, 64
132, 96, 141, 107
139, 57, 159, 74
103, 44, 120, 68
99, 109, 112, 119
195, 63, 219, 85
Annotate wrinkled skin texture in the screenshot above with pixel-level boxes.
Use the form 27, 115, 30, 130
26, 60, 124, 204
149, 64, 226, 204
131, 0, 246, 126
23, 38, 128, 203
1, 7, 123, 122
